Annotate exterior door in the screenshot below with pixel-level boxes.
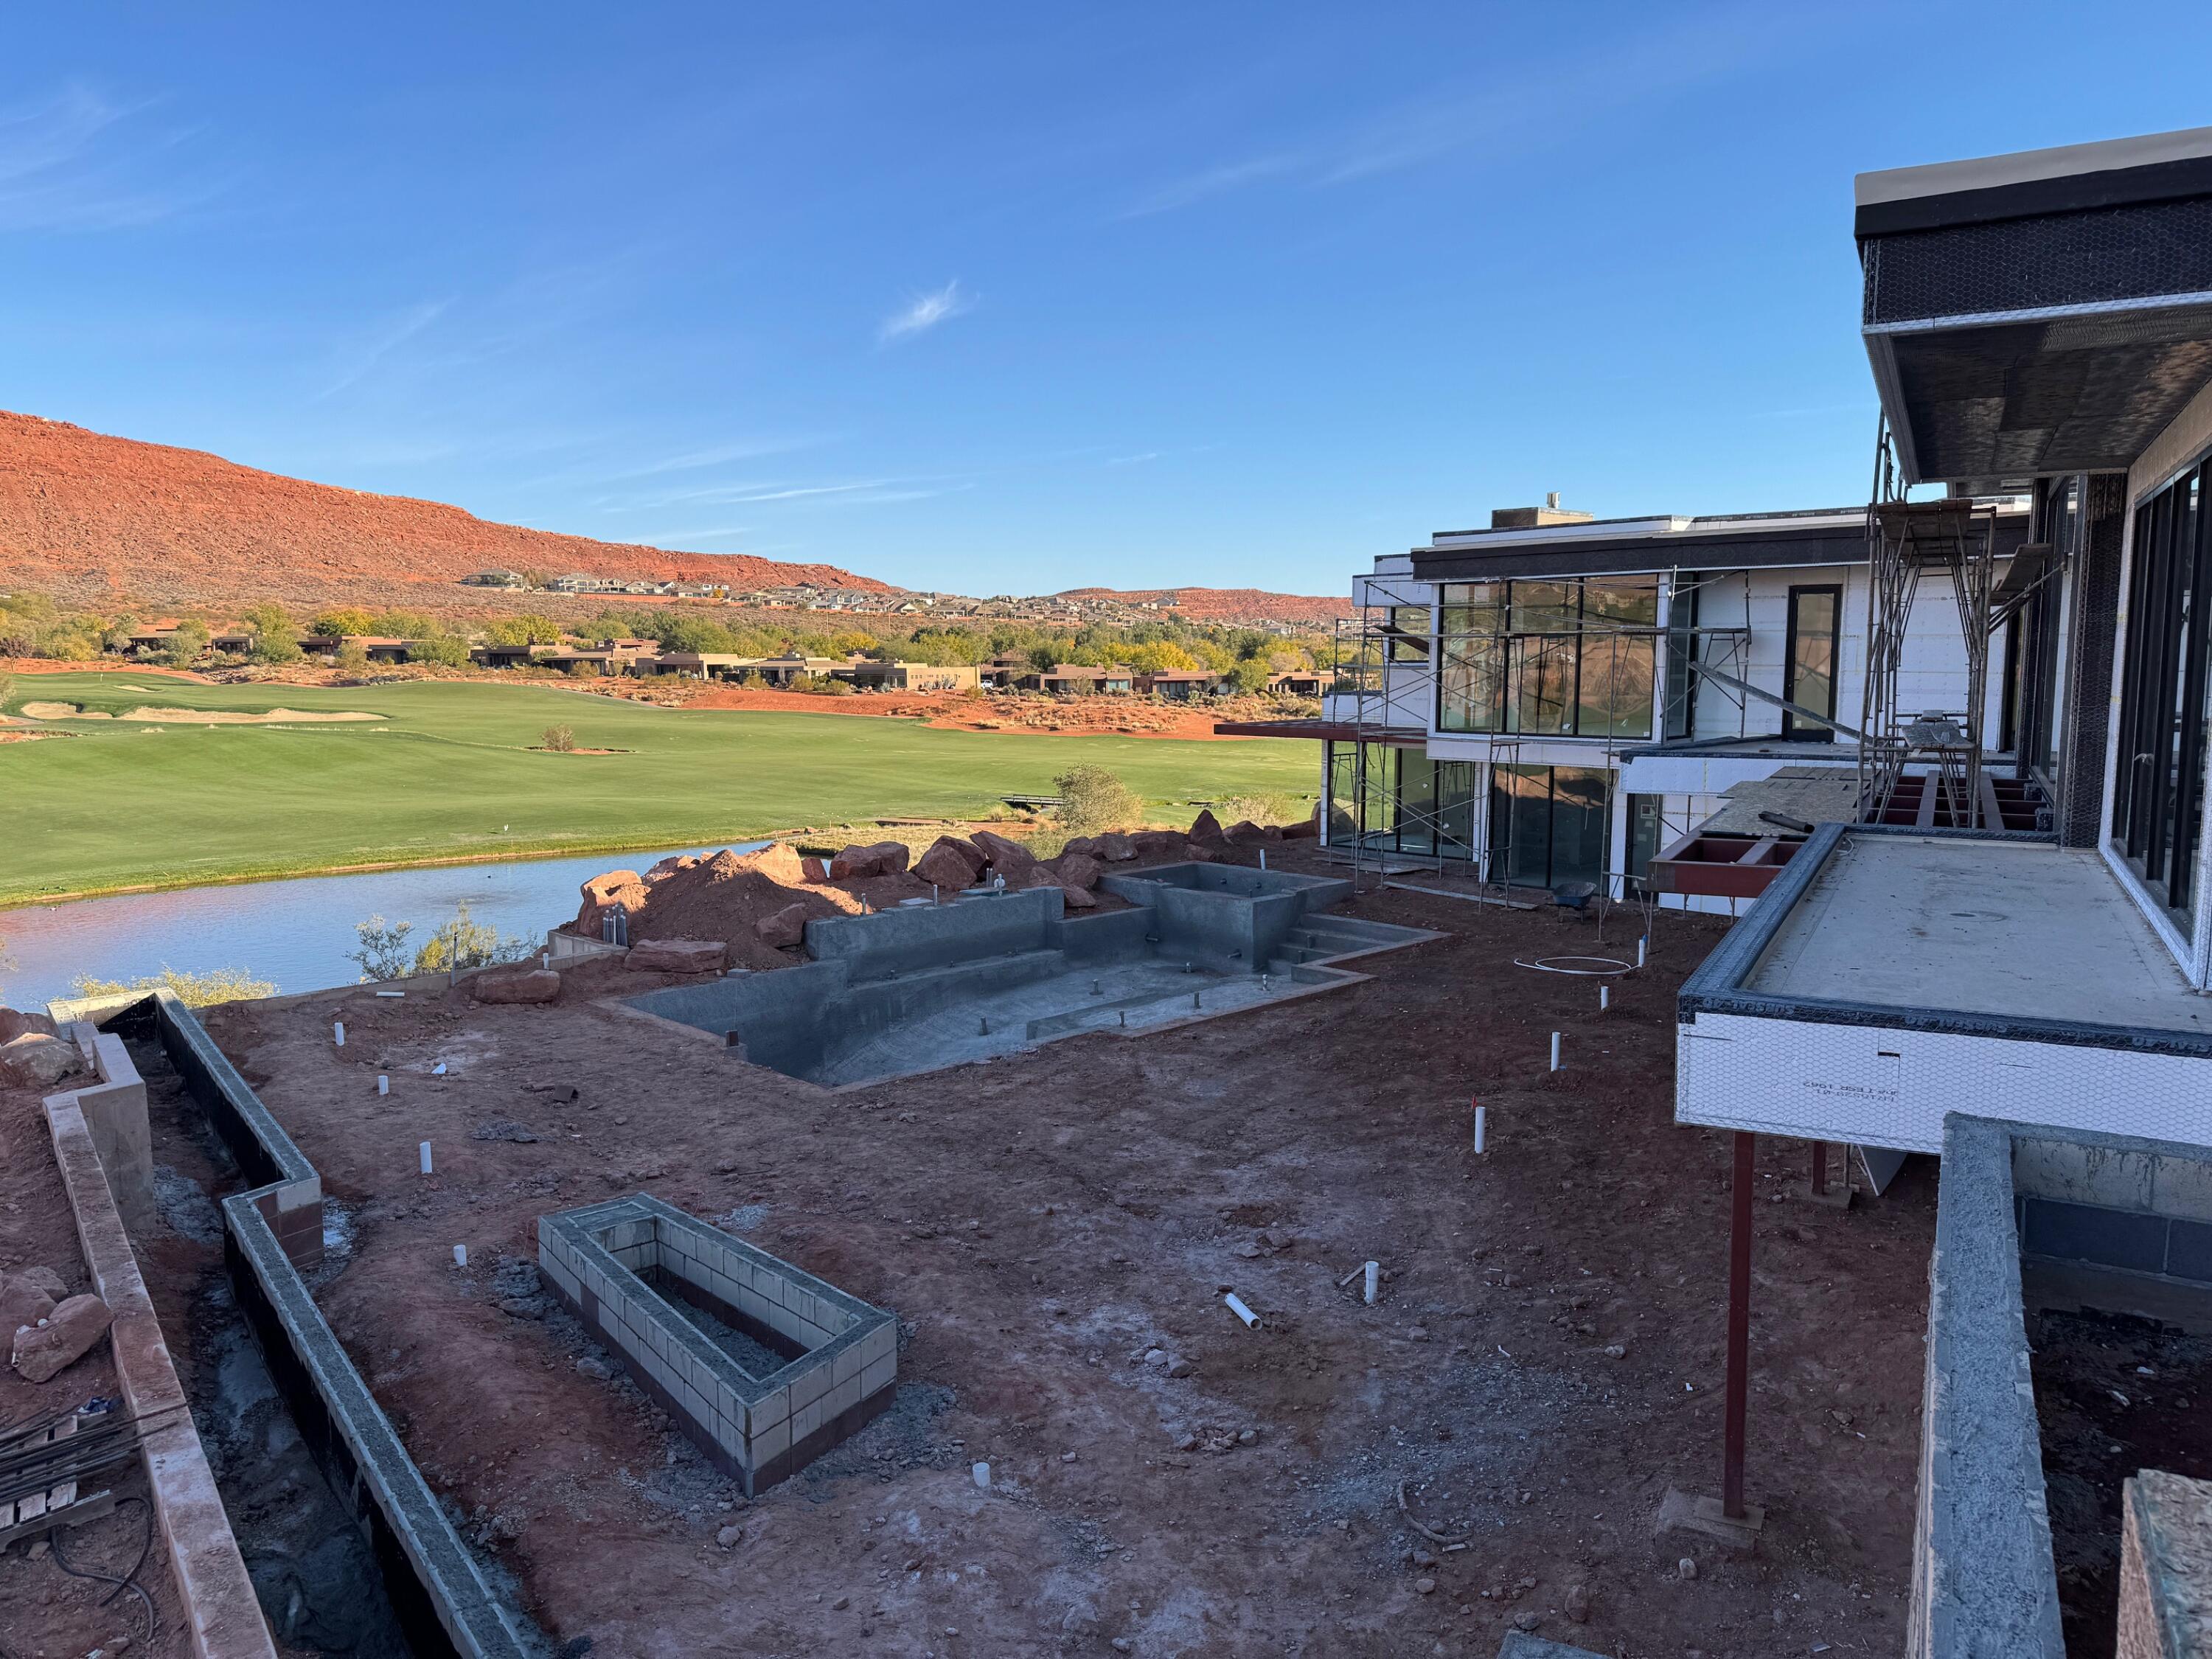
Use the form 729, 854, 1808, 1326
1783, 585, 1841, 741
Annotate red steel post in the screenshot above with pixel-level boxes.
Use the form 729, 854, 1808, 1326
1723, 1130, 1754, 1520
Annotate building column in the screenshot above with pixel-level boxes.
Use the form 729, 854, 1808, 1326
2058, 473, 2127, 847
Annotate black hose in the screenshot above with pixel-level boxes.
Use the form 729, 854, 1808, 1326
44, 1495, 159, 1649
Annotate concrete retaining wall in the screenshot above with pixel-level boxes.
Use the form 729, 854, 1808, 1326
1912, 1115, 2067, 1659
2118, 1469, 2212, 1657
49, 989, 529, 1658
43, 1095, 278, 1659
540, 1194, 896, 1496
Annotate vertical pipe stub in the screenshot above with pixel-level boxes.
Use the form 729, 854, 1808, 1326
1363, 1261, 1380, 1305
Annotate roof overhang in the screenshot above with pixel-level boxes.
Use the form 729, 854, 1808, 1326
1410, 513, 2027, 584
1856, 126, 2212, 484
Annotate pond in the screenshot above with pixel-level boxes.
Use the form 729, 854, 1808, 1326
0, 844, 762, 1011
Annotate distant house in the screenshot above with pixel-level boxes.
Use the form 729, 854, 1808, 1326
209, 628, 254, 655
471, 643, 540, 669
647, 652, 753, 680
549, 573, 616, 594
1021, 663, 1135, 696
463, 568, 524, 588
1136, 669, 1225, 702
978, 653, 1032, 689
844, 661, 981, 693
296, 634, 409, 663
1267, 669, 1325, 698
122, 625, 179, 655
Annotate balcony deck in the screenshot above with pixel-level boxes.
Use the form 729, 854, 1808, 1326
1676, 827, 2212, 1153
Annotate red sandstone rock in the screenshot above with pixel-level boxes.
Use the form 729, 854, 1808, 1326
645, 855, 701, 881
755, 902, 812, 950
1059, 882, 1099, 910
0, 1034, 81, 1088
574, 870, 649, 938
1046, 851, 1105, 891
1127, 830, 1188, 860
971, 830, 1038, 877
1059, 836, 1096, 858
470, 969, 562, 1005
0, 1273, 58, 1340
1092, 832, 1138, 862
830, 841, 908, 880
1189, 809, 1227, 844
0, 1006, 57, 1044
625, 939, 728, 974
913, 838, 981, 891
1281, 814, 1319, 840
10, 1293, 114, 1384
738, 842, 809, 886
1225, 819, 1283, 843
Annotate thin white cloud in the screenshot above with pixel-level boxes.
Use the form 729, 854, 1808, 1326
316, 299, 453, 400
1121, 5, 1821, 215
878, 279, 973, 344
1107, 451, 1161, 466
0, 82, 222, 233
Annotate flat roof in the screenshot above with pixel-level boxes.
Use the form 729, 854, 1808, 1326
1855, 125, 2212, 235
1746, 835, 2205, 1036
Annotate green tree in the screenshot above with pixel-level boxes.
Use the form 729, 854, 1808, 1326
241, 601, 302, 664
334, 639, 370, 672
1228, 658, 1272, 695
484, 613, 562, 646
163, 620, 212, 667
311, 608, 376, 639
408, 633, 470, 667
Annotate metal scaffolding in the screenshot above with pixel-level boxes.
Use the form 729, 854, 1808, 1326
1855, 418, 2008, 828
1325, 570, 1761, 899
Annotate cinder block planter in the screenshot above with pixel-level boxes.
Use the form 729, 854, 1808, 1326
539, 1194, 897, 1495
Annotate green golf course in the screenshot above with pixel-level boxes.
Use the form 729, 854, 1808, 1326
0, 673, 1321, 904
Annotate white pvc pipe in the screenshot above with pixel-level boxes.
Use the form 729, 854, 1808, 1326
971, 1461, 990, 1490
333, 1020, 345, 1046
1363, 1261, 1380, 1305
1225, 1292, 1261, 1329
1638, 936, 1648, 968
378, 1075, 389, 1096
1599, 984, 1610, 1012
1473, 1105, 1487, 1154
452, 1244, 467, 1267
419, 1140, 434, 1175
1550, 1032, 1562, 1071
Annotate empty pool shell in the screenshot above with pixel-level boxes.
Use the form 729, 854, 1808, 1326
538, 1194, 897, 1496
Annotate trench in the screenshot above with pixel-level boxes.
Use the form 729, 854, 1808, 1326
125, 1027, 414, 1656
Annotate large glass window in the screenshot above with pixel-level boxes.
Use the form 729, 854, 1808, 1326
1387, 605, 1431, 663
1438, 577, 1657, 739
1488, 764, 1611, 889
1325, 742, 1478, 859
2112, 458, 2211, 932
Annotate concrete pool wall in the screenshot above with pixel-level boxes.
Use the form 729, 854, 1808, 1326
627, 863, 1428, 1088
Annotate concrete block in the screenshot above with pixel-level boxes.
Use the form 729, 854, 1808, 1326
861, 1353, 897, 1398
823, 1374, 862, 1421
830, 1339, 866, 1387
750, 1387, 789, 1432
2014, 1136, 2158, 1214
789, 1361, 831, 1412
790, 1397, 826, 1446
751, 1417, 790, 1465
861, 1321, 896, 1370
2149, 1156, 2212, 1226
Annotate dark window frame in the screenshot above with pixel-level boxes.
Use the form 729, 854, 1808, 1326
1781, 583, 1842, 742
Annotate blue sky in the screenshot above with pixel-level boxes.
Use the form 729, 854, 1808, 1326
6, 4, 2208, 597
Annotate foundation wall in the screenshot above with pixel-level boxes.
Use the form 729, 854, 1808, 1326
47, 990, 529, 1658
43, 1096, 278, 1659
538, 1195, 897, 1496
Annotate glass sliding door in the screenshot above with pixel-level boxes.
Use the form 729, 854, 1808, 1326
1487, 764, 1613, 889
1783, 585, 1840, 741
2112, 456, 2212, 933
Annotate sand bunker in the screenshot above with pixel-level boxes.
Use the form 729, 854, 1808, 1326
18, 701, 382, 725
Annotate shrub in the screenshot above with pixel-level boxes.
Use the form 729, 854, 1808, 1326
1054, 765, 1143, 835
408, 902, 535, 975
347, 915, 415, 981
310, 608, 376, 639
71, 965, 275, 1006
542, 724, 577, 752
334, 641, 369, 672
251, 630, 302, 665
1216, 792, 1301, 828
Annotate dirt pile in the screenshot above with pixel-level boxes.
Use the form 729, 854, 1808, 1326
0, 409, 896, 607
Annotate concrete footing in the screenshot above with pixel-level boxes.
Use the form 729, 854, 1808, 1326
1655, 1486, 1764, 1550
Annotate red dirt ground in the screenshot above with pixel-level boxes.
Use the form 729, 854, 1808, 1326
178, 858, 1935, 1658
